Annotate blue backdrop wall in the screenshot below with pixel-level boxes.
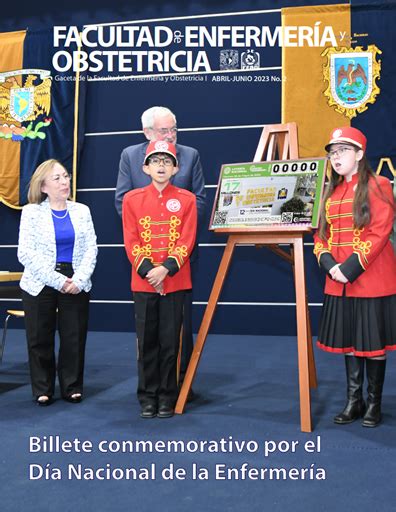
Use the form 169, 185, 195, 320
1, 0, 394, 335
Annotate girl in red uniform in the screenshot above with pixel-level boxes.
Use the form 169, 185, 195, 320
314, 127, 396, 427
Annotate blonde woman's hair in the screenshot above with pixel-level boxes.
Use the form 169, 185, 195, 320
27, 159, 69, 204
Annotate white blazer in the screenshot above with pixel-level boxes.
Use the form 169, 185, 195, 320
18, 199, 98, 296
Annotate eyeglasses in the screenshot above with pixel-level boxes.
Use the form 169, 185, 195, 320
151, 127, 177, 136
148, 156, 175, 167
49, 173, 72, 182
327, 147, 355, 160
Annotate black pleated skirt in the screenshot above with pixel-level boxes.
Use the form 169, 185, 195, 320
317, 294, 396, 357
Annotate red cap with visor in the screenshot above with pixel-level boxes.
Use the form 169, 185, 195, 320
144, 141, 178, 165
325, 126, 367, 152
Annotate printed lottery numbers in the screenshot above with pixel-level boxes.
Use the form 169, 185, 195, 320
271, 161, 318, 174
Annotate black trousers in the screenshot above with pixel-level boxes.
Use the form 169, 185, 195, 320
180, 289, 193, 379
22, 270, 89, 398
134, 290, 185, 407
179, 257, 198, 379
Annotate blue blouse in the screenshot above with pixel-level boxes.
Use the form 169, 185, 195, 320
51, 210, 75, 263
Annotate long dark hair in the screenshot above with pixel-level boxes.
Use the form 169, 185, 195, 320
318, 154, 384, 239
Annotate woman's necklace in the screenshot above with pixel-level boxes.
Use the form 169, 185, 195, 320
51, 208, 69, 219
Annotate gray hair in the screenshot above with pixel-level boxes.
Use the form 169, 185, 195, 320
141, 106, 177, 129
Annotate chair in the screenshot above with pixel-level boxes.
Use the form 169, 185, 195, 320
0, 310, 25, 363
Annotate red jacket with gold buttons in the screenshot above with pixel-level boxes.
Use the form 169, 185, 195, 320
313, 174, 396, 297
122, 183, 197, 293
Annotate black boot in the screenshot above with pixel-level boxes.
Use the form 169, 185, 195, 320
362, 359, 386, 428
334, 356, 366, 424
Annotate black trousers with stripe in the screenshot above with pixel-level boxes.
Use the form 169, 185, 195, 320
22, 277, 89, 399
133, 290, 185, 407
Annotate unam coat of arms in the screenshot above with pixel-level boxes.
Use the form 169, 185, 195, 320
0, 69, 53, 141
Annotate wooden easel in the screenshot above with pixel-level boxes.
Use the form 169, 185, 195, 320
253, 122, 299, 162
175, 123, 317, 433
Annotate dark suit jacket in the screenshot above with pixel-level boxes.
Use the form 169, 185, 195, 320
115, 141, 206, 225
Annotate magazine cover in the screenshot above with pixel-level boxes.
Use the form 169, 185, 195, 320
1, 1, 395, 511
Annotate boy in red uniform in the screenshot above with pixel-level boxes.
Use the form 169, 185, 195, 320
122, 141, 197, 419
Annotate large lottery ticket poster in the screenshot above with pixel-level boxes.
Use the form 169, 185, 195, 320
210, 158, 327, 229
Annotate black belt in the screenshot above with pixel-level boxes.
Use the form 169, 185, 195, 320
55, 262, 73, 271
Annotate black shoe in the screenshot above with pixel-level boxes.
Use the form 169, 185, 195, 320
334, 399, 366, 424
157, 403, 174, 418
187, 389, 198, 402
64, 394, 82, 404
179, 381, 197, 403
140, 404, 157, 419
35, 396, 53, 407
334, 356, 365, 425
362, 402, 382, 428
362, 359, 386, 428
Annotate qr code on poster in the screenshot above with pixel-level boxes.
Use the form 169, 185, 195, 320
213, 211, 228, 225
281, 212, 293, 223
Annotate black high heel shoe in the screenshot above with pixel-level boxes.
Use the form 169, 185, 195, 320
35, 395, 53, 406
64, 393, 82, 403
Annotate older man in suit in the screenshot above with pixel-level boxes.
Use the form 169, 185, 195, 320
115, 106, 206, 393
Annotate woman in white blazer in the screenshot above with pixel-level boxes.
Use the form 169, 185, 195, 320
18, 159, 97, 406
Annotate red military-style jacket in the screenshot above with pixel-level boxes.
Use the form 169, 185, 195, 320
313, 173, 396, 297
122, 183, 197, 293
